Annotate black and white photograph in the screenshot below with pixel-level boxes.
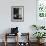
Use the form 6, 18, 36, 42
11, 6, 24, 22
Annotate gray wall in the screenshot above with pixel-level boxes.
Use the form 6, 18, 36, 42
0, 0, 36, 42
0, 0, 36, 33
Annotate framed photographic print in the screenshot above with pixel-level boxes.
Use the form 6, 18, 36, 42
36, 0, 46, 26
11, 6, 24, 22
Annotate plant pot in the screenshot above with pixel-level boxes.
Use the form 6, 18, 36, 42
40, 38, 45, 43
37, 39, 45, 44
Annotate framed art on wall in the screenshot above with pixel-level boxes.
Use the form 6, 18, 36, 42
11, 6, 24, 22
36, 0, 46, 26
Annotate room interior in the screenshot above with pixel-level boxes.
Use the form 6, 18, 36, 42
0, 0, 46, 46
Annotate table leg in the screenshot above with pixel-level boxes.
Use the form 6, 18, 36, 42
4, 34, 7, 46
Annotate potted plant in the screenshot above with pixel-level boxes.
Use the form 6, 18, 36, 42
33, 32, 46, 43
32, 24, 46, 43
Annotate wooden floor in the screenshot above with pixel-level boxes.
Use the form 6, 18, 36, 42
0, 42, 46, 46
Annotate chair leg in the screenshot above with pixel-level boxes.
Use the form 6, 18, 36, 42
4, 40, 7, 46
4, 33, 7, 46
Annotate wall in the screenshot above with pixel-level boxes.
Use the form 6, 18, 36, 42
0, 0, 36, 42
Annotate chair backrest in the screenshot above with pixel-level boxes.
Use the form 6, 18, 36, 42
11, 27, 18, 34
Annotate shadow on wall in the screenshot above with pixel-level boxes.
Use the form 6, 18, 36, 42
29, 25, 37, 42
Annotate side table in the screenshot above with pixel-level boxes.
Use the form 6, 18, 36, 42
4, 33, 18, 46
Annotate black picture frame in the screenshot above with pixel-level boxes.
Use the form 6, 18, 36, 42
11, 6, 24, 22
